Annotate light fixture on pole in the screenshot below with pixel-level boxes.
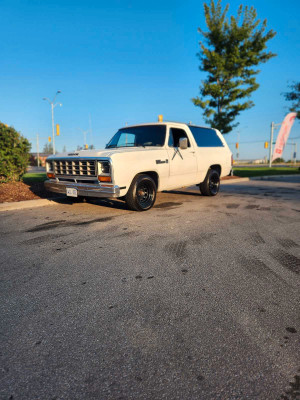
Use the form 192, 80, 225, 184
43, 90, 62, 155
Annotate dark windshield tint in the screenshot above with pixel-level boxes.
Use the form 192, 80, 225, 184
106, 125, 166, 148
189, 126, 224, 147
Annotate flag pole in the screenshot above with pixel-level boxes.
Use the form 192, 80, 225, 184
269, 122, 274, 168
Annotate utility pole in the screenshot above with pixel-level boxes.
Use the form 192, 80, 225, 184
36, 134, 40, 167
43, 91, 62, 155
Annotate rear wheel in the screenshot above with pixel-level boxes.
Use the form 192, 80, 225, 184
199, 169, 220, 196
125, 174, 157, 211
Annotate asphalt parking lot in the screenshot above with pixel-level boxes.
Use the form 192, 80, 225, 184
0, 176, 299, 400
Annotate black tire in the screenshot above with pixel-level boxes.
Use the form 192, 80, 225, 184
125, 174, 157, 211
199, 169, 220, 196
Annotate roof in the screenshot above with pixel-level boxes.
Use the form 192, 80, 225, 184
120, 121, 213, 130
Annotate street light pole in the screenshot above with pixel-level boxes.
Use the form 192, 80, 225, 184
51, 102, 55, 154
268, 121, 282, 168
43, 91, 62, 155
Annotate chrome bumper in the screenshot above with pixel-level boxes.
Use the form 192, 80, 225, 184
44, 180, 120, 198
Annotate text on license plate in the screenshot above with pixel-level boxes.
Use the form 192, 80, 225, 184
66, 188, 78, 197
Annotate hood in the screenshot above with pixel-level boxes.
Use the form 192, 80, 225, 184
46, 147, 162, 159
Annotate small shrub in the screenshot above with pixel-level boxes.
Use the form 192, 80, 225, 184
0, 123, 31, 182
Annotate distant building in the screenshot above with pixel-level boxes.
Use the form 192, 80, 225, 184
29, 153, 50, 167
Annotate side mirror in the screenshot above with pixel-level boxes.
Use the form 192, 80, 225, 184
179, 137, 188, 150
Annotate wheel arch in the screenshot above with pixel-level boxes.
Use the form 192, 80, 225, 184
209, 164, 221, 176
135, 171, 159, 190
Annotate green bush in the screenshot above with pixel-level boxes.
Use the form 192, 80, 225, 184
0, 123, 31, 182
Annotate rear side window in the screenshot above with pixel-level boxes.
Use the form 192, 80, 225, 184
189, 126, 224, 147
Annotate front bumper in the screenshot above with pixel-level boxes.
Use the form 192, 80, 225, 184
44, 180, 120, 198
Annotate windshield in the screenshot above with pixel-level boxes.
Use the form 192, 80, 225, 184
106, 125, 166, 148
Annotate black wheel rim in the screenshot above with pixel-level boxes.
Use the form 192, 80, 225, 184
209, 173, 220, 195
136, 181, 155, 209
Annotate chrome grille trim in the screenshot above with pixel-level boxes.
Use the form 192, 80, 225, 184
53, 159, 97, 176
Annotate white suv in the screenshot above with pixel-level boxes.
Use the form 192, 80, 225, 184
45, 122, 232, 211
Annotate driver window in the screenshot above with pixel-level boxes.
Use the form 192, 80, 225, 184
168, 128, 190, 147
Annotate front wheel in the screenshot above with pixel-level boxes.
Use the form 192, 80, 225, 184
199, 169, 220, 196
125, 174, 157, 211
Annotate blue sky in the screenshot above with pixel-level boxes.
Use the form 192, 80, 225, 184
1, 0, 299, 160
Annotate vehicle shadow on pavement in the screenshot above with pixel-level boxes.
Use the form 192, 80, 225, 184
163, 189, 201, 197
63, 197, 130, 210
86, 198, 129, 210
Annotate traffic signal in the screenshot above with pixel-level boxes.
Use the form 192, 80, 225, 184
48, 136, 51, 142
158, 115, 163, 122
264, 142, 268, 149
235, 142, 239, 149
85, 144, 88, 149
56, 124, 60, 136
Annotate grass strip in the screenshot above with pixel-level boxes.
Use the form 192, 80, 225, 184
233, 167, 300, 177
22, 173, 47, 184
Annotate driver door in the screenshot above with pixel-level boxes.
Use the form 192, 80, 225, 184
166, 127, 197, 189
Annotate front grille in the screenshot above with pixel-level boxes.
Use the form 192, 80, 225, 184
53, 160, 97, 176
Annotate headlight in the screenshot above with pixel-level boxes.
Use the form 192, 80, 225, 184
100, 161, 110, 174
46, 161, 53, 172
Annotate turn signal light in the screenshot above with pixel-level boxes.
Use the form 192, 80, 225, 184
98, 176, 112, 182
47, 172, 55, 179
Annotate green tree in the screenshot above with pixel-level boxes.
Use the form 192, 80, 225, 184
273, 157, 285, 164
43, 143, 53, 154
192, 0, 276, 133
283, 81, 300, 119
0, 123, 31, 182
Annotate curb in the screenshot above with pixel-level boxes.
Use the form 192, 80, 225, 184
0, 198, 61, 212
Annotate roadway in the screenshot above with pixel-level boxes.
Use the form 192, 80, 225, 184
0, 176, 299, 399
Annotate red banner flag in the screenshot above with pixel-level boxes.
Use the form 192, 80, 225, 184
272, 112, 297, 161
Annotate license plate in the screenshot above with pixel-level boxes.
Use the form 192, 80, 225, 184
66, 188, 78, 197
